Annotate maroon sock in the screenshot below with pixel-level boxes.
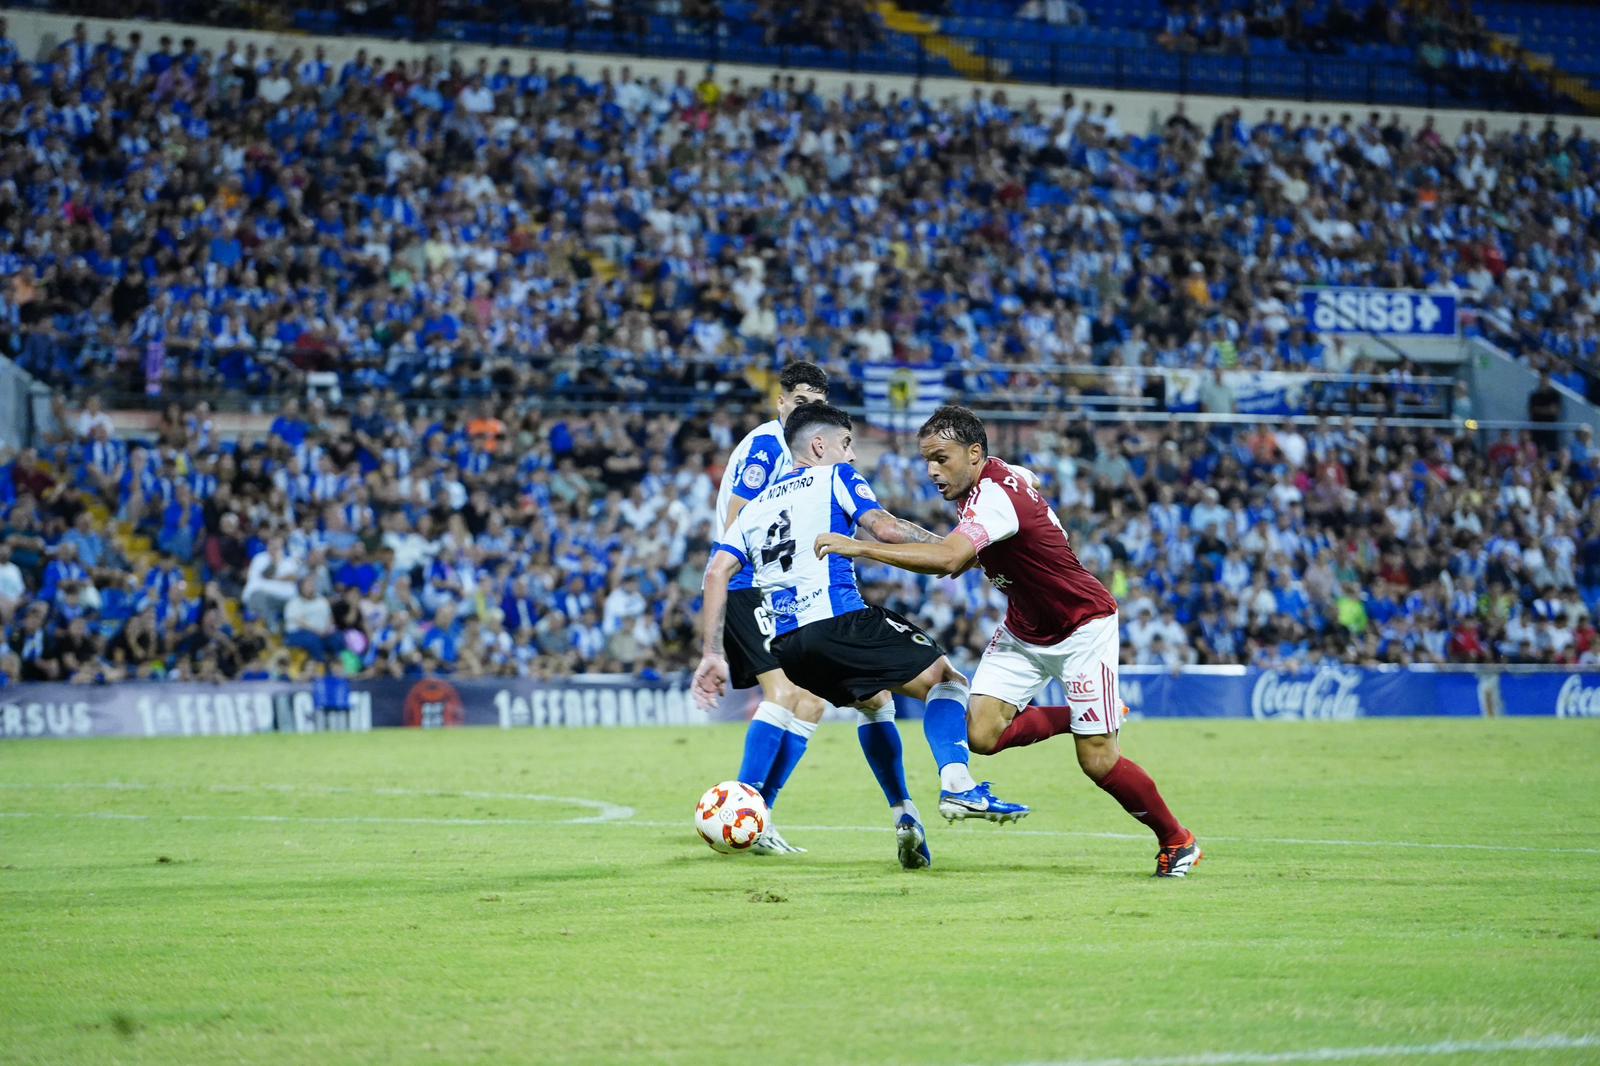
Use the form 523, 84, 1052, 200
990, 704, 1076, 752
1096, 756, 1188, 847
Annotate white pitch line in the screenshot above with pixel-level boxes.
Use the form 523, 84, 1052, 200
0, 781, 634, 824
995, 1033, 1600, 1066
0, 811, 607, 829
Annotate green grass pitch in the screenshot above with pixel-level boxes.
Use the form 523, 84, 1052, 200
2, 720, 1598, 1065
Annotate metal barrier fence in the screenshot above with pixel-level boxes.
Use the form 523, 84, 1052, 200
13, 324, 1461, 418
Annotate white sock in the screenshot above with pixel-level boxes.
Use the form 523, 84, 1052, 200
940, 762, 978, 793
890, 799, 922, 825
785, 717, 818, 739
754, 700, 793, 729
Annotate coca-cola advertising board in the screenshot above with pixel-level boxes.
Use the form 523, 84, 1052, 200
1, 668, 1596, 741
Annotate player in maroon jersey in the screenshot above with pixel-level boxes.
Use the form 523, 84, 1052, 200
815, 405, 1201, 877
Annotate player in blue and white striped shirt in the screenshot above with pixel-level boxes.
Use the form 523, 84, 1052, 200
703, 362, 830, 854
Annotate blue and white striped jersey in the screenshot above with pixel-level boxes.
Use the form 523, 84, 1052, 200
716, 463, 883, 638
714, 418, 789, 591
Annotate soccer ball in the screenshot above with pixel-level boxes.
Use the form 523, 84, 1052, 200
694, 781, 768, 853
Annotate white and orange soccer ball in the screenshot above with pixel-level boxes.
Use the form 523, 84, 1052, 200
693, 781, 768, 853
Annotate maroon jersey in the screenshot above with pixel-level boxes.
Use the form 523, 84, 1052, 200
952, 457, 1118, 646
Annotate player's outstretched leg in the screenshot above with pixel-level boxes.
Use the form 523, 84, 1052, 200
855, 698, 930, 869
1077, 733, 1201, 877
938, 689, 1031, 823
742, 674, 823, 855
928, 682, 1030, 824
737, 700, 791, 796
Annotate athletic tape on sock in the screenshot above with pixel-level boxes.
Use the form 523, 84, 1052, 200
857, 706, 896, 725
754, 701, 794, 729
785, 717, 818, 739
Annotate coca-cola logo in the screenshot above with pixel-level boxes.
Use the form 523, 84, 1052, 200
1554, 675, 1600, 718
1251, 667, 1364, 720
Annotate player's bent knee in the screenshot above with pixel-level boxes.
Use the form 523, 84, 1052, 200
1074, 732, 1120, 780
790, 689, 827, 724
935, 658, 969, 687
965, 696, 1012, 755
760, 673, 827, 724
901, 657, 967, 701
967, 723, 1001, 756
854, 690, 893, 714
759, 672, 802, 709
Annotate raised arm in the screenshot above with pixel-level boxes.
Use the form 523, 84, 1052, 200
691, 548, 742, 709
818, 509, 978, 577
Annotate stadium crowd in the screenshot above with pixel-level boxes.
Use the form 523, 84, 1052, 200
1, 21, 1600, 685
0, 23, 1597, 408
3, 380, 1600, 689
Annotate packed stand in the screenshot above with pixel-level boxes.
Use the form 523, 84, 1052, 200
0, 24, 1597, 406
5, 385, 1600, 687
3, 392, 753, 684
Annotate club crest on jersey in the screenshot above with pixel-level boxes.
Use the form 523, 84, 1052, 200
742, 464, 768, 490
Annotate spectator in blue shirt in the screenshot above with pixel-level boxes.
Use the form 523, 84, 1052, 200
311, 658, 353, 730
157, 481, 204, 562
270, 398, 310, 449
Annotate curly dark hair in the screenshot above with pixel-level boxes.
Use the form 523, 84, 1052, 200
783, 401, 853, 450
778, 361, 829, 394
917, 404, 988, 455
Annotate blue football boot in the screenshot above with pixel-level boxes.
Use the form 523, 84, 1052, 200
938, 781, 1031, 824
895, 813, 932, 870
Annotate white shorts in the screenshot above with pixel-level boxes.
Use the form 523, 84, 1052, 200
970, 613, 1122, 736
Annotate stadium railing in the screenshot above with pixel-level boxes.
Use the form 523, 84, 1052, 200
13, 325, 1460, 418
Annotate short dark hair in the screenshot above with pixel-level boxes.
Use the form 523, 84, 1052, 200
778, 361, 829, 394
784, 402, 853, 450
918, 404, 988, 455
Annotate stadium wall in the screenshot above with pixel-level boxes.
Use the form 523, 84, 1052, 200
3, 667, 1598, 740
5, 7, 1598, 140
1468, 338, 1600, 433
0, 357, 42, 450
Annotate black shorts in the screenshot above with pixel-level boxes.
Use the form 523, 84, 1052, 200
770, 606, 944, 708
724, 586, 780, 690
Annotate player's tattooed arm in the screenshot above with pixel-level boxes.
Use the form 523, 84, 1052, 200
855, 509, 943, 546
816, 515, 979, 578
692, 550, 740, 709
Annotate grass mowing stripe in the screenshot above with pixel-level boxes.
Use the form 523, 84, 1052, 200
1001, 1033, 1600, 1066
621, 821, 1600, 856
4, 722, 1597, 1065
